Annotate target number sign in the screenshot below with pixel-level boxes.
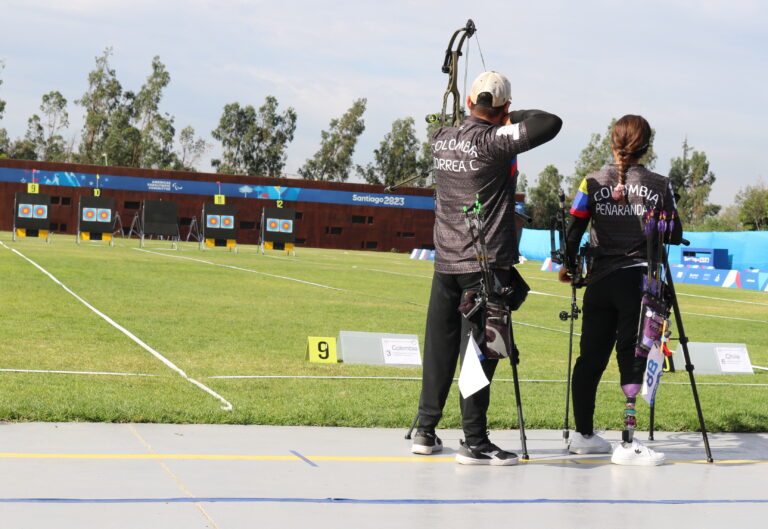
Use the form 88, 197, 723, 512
27, 183, 40, 194
306, 337, 338, 364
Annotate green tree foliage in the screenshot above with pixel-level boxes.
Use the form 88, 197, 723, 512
299, 98, 366, 182
735, 182, 768, 231
77, 50, 178, 169
697, 204, 743, 232
77, 48, 124, 164
176, 125, 209, 171
0, 59, 6, 121
132, 56, 176, 169
211, 96, 297, 177
38, 91, 70, 161
568, 118, 657, 196
527, 164, 564, 229
0, 59, 8, 157
357, 117, 426, 187
668, 139, 721, 228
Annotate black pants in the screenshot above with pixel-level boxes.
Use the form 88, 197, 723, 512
417, 270, 510, 446
572, 267, 647, 435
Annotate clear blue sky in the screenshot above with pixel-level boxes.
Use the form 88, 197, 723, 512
1, 1, 766, 206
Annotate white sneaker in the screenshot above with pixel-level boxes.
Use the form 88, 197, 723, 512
568, 432, 612, 454
611, 440, 665, 466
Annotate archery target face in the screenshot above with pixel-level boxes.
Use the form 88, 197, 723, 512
267, 218, 280, 232
83, 207, 97, 221
206, 214, 221, 228
18, 204, 34, 218
280, 220, 293, 232
97, 209, 111, 222
221, 215, 234, 229
33, 205, 48, 219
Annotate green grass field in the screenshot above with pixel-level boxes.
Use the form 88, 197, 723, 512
1, 231, 766, 432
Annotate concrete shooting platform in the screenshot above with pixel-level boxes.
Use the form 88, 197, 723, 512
1, 422, 766, 529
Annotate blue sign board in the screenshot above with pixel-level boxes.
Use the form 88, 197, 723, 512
0, 167, 435, 210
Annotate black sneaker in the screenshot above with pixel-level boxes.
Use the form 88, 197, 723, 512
455, 439, 518, 466
411, 431, 443, 455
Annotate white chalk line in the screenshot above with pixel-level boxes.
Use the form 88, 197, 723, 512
5, 368, 764, 388
206, 374, 768, 387
0, 368, 158, 377
0, 242, 233, 411
135, 248, 427, 307
675, 291, 768, 306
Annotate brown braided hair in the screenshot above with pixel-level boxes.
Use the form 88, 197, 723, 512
611, 115, 651, 204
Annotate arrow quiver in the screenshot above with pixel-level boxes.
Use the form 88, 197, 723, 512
635, 207, 674, 359
459, 196, 529, 361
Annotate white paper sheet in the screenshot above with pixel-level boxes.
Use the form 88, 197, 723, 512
458, 335, 490, 398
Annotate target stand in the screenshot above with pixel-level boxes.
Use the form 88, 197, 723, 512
12, 192, 52, 244
200, 203, 237, 253
77, 196, 116, 246
140, 200, 180, 249
260, 207, 296, 256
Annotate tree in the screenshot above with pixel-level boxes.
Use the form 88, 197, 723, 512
735, 182, 768, 231
77, 48, 124, 164
39, 91, 69, 161
0, 59, 6, 121
568, 118, 657, 196
0, 59, 8, 157
527, 164, 564, 229
357, 117, 424, 188
697, 204, 743, 232
211, 96, 297, 177
132, 56, 177, 169
668, 139, 720, 227
176, 125, 209, 171
299, 98, 366, 182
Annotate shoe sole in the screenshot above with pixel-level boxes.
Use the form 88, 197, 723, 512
411, 445, 442, 455
455, 454, 518, 466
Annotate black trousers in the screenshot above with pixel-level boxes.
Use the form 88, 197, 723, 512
417, 270, 511, 446
572, 266, 647, 435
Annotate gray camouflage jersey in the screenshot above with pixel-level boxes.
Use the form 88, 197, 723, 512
570, 164, 681, 284
431, 116, 531, 274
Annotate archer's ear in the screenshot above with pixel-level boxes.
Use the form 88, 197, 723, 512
466, 95, 473, 110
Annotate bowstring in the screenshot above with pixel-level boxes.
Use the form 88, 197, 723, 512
462, 31, 488, 116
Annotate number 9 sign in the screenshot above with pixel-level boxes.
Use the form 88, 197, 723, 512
306, 337, 338, 364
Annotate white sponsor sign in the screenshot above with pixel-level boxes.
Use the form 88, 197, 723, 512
381, 338, 421, 366
715, 345, 753, 374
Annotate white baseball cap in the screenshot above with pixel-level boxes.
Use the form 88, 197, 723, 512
469, 71, 511, 107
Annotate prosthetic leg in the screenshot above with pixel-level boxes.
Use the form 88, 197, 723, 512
621, 385, 640, 444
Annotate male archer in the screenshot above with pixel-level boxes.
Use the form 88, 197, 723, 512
412, 71, 562, 465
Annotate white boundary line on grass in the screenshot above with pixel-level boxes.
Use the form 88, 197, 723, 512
134, 249, 343, 291
0, 242, 233, 411
0, 368, 158, 377
206, 374, 768, 387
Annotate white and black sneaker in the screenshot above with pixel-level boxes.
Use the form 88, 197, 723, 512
568, 432, 612, 454
611, 440, 665, 466
411, 431, 443, 455
455, 439, 518, 466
